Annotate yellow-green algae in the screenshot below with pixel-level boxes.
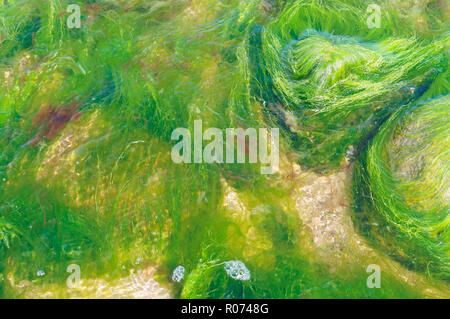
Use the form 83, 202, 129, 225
354, 95, 449, 280
0, 0, 448, 298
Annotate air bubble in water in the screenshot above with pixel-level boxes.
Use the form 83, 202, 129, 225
171, 265, 185, 282
36, 270, 46, 277
224, 261, 250, 281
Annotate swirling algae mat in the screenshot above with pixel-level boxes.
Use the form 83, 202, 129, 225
0, 0, 448, 299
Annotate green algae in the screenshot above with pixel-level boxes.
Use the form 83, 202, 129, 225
0, 0, 449, 298
354, 96, 449, 280
247, 1, 447, 169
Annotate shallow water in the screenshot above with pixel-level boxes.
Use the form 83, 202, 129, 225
0, 0, 448, 298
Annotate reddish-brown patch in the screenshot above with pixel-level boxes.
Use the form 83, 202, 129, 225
58, 3, 103, 18
85, 3, 102, 15
27, 102, 83, 146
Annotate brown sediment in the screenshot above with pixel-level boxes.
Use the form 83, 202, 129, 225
8, 266, 172, 299
27, 102, 83, 146
281, 160, 450, 298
